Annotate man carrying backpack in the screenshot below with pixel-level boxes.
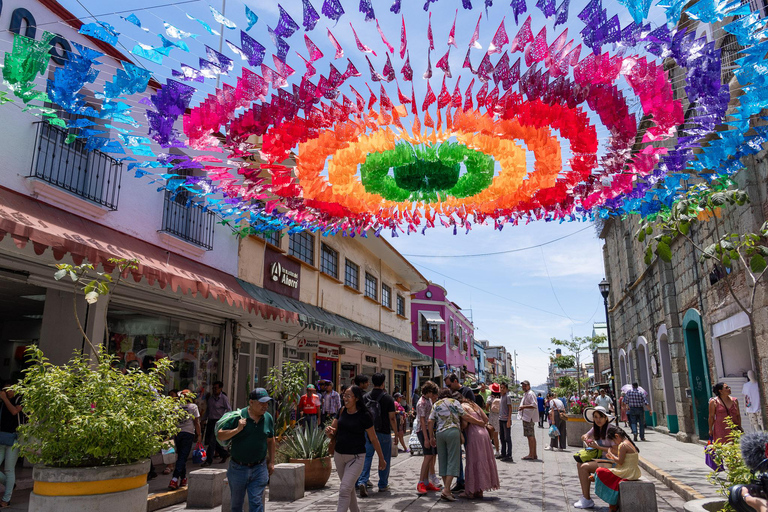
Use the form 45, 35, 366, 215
356, 372, 396, 498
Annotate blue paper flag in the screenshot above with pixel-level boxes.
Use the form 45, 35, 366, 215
209, 6, 237, 29
79, 22, 119, 46
245, 6, 259, 31
186, 13, 221, 36
123, 13, 149, 32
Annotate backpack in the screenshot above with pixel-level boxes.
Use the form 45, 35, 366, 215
364, 392, 384, 431
214, 408, 247, 449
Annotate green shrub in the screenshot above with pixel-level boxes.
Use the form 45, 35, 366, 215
12, 346, 188, 467
706, 417, 753, 512
278, 425, 329, 460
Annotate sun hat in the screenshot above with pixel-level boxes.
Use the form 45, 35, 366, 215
489, 383, 501, 393
583, 406, 615, 423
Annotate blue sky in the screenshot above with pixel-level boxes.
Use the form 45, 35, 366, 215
54, 0, 677, 383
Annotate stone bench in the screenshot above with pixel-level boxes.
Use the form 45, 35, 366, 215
187, 468, 227, 509
619, 479, 658, 512
269, 463, 305, 502
221, 478, 269, 511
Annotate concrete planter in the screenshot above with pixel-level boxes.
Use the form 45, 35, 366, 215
289, 457, 332, 490
29, 459, 150, 512
565, 416, 592, 447
683, 498, 727, 511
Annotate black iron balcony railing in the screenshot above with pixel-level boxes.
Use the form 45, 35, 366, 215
161, 190, 215, 250
30, 122, 122, 210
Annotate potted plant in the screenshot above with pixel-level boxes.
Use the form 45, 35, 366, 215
14, 259, 189, 512
278, 425, 332, 490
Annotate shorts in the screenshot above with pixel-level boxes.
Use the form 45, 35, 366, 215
417, 431, 436, 455
523, 420, 535, 437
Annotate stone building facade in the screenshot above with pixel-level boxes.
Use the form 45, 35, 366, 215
600, 13, 768, 442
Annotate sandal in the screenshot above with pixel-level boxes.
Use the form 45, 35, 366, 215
440, 492, 456, 502
0, 501, 10, 508
163, 467, 173, 475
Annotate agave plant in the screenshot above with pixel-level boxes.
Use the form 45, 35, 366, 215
278, 425, 330, 460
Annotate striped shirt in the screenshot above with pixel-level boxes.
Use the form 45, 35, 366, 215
625, 388, 648, 408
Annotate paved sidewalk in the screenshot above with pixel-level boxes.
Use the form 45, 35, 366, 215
635, 429, 721, 501
159, 426, 687, 512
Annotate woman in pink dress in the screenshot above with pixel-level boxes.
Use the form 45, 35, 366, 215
458, 397, 500, 499
619, 393, 628, 426
708, 382, 742, 443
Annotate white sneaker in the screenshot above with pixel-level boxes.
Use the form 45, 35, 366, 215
574, 497, 595, 509
429, 474, 441, 488
544, 446, 553, 451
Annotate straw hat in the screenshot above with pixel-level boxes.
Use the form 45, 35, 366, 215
583, 406, 615, 423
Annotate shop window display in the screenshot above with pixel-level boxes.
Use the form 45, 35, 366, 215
107, 310, 222, 398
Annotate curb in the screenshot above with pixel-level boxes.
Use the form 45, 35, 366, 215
147, 488, 188, 512
638, 455, 706, 503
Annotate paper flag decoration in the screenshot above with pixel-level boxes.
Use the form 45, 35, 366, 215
245, 6, 259, 31
209, 6, 237, 29
302, 0, 320, 31
322, 0, 345, 22
79, 22, 119, 45
487, 19, 509, 55
359, 0, 376, 22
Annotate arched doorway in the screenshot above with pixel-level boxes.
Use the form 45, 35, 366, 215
636, 337, 655, 426
657, 325, 679, 433
619, 349, 628, 387
683, 309, 712, 439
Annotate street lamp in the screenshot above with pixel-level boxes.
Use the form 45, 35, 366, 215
599, 279, 619, 420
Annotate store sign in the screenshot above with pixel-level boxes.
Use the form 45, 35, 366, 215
365, 355, 377, 364
318, 344, 339, 360
264, 248, 300, 299
287, 338, 318, 352
395, 363, 409, 371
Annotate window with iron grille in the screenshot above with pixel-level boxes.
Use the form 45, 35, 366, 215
365, 273, 378, 301
396, 295, 405, 316
320, 243, 339, 279
289, 231, 315, 266
161, 170, 215, 250
263, 230, 281, 247
381, 284, 392, 309
345, 259, 359, 289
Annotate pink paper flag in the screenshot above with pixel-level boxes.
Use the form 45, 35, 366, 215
487, 18, 509, 55
463, 78, 475, 111
379, 84, 393, 110
451, 77, 462, 108
510, 16, 533, 53
382, 53, 396, 82
400, 15, 407, 59
376, 19, 395, 54
397, 83, 411, 104
437, 76, 451, 108
524, 26, 548, 66
350, 23, 377, 56
366, 55, 384, 81
401, 51, 413, 81
327, 28, 344, 59
273, 54, 295, 78
422, 81, 436, 111
448, 10, 459, 48
477, 53, 493, 82
304, 35, 324, 62
427, 12, 435, 51
476, 81, 488, 107
296, 51, 317, 77
468, 14, 482, 49
366, 83, 378, 109
547, 28, 568, 57
424, 49, 433, 80
343, 58, 361, 79
410, 83, 417, 114
436, 48, 452, 78
463, 48, 477, 74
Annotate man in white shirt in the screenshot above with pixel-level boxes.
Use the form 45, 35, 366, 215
518, 381, 540, 460
595, 389, 614, 413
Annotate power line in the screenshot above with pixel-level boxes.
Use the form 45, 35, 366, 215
402, 224, 593, 258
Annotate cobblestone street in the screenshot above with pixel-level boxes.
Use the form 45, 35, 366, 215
158, 427, 688, 512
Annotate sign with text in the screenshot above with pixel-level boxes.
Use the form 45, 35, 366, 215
318, 344, 340, 360
287, 338, 318, 352
264, 247, 300, 299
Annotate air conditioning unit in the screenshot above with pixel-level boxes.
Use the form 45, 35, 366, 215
338, 347, 346, 355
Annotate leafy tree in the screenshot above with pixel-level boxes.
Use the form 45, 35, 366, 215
637, 178, 768, 426
264, 360, 311, 437
550, 334, 605, 398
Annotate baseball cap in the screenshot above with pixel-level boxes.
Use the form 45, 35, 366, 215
307, 384, 315, 390
249, 388, 272, 402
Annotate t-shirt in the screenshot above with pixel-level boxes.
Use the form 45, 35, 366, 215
416, 396, 432, 429
220, 408, 275, 464
428, 398, 464, 432
179, 403, 200, 434
519, 390, 539, 423
595, 395, 614, 410
366, 388, 396, 434
550, 398, 565, 412
586, 426, 616, 448
743, 381, 761, 413
0, 395, 21, 433
499, 393, 512, 421
479, 389, 491, 403
335, 407, 374, 455
459, 386, 476, 402
298, 394, 321, 415
537, 396, 546, 412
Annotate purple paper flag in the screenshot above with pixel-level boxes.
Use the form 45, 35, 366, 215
391, 0, 402, 13
536, 0, 557, 17
302, 0, 320, 31
462, 0, 473, 8
463, 48, 477, 73
510, 0, 527, 25
241, 31, 266, 67
477, 53, 493, 82
366, 56, 384, 82
360, 0, 376, 22
322, 0, 345, 22
554, 0, 570, 27
276, 5, 300, 38
488, 19, 509, 55
382, 53, 396, 82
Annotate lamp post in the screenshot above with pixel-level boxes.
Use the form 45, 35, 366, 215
599, 278, 618, 416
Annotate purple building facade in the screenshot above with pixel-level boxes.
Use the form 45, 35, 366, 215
411, 283, 475, 386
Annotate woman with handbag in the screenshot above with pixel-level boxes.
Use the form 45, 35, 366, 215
709, 382, 742, 444
458, 397, 499, 500
0, 382, 22, 508
486, 384, 501, 457
325, 385, 386, 512
573, 406, 617, 509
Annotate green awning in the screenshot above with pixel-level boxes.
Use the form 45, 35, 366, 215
237, 279, 431, 363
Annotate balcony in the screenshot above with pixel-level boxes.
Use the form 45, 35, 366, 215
417, 333, 445, 345
30, 122, 122, 210
161, 189, 215, 250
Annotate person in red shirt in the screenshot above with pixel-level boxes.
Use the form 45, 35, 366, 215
298, 384, 321, 431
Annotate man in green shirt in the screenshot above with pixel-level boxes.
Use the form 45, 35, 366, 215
217, 388, 275, 512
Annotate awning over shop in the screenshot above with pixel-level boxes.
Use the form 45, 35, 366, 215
237, 278, 432, 364
0, 187, 295, 323
420, 310, 445, 324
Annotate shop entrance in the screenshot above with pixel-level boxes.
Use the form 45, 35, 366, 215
316, 358, 337, 383
340, 363, 357, 389
394, 370, 407, 398
0, 279, 46, 382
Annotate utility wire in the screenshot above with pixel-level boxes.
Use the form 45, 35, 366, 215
402, 224, 593, 258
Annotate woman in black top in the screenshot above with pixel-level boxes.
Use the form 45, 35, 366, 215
0, 382, 22, 507
325, 385, 385, 512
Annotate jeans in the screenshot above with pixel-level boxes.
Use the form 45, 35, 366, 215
0, 443, 18, 503
499, 420, 512, 458
173, 431, 195, 480
205, 419, 228, 460
356, 432, 391, 489
334, 452, 365, 512
538, 411, 546, 428
227, 460, 269, 512
628, 407, 645, 439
